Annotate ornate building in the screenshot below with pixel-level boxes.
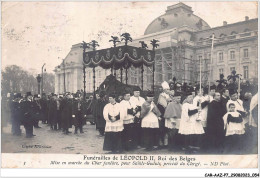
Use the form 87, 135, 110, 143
54, 2, 258, 94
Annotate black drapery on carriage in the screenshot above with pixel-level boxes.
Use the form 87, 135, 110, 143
83, 45, 155, 70
96, 74, 142, 97
81, 36, 159, 98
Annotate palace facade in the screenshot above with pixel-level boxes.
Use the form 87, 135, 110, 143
54, 2, 258, 94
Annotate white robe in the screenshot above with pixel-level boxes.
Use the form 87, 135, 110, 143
120, 100, 134, 125
103, 103, 124, 132
226, 99, 245, 113
141, 102, 160, 128
193, 95, 209, 127
178, 103, 204, 135
129, 96, 145, 118
223, 112, 245, 136
249, 93, 258, 127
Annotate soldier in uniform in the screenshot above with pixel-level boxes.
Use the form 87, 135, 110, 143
22, 92, 36, 138
72, 94, 84, 134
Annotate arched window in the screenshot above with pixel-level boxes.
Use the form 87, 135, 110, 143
220, 33, 226, 38
231, 31, 238, 35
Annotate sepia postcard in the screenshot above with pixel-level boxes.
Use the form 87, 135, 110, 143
1, 1, 259, 177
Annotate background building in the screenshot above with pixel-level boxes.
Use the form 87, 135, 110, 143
54, 2, 258, 94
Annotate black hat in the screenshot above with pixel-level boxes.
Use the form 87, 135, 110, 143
176, 82, 182, 87
210, 84, 216, 90
99, 90, 106, 98
26, 92, 32, 97
14, 93, 22, 99
133, 87, 141, 92
146, 91, 154, 97
229, 89, 238, 96
186, 92, 193, 97
34, 94, 39, 98
174, 92, 182, 97
108, 92, 117, 99
122, 88, 131, 96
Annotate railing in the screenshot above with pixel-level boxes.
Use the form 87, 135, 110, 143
197, 30, 257, 46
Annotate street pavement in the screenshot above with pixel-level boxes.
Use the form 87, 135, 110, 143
1, 122, 183, 154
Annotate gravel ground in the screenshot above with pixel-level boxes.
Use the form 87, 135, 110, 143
1, 122, 184, 154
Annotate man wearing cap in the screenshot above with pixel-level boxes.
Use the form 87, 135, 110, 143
129, 88, 145, 148
206, 92, 226, 153
22, 92, 36, 138
72, 94, 84, 134
120, 90, 137, 151
140, 91, 161, 151
103, 93, 124, 153
164, 93, 182, 151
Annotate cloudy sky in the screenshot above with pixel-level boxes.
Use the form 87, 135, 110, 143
2, 1, 258, 74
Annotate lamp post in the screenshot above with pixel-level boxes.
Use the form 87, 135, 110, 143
90, 40, 99, 99
36, 74, 42, 95
150, 39, 159, 92
62, 59, 66, 93
41, 63, 46, 97
81, 41, 90, 99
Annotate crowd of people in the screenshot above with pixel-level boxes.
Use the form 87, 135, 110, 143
2, 79, 258, 155
3, 91, 94, 137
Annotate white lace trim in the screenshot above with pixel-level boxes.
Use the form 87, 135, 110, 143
105, 125, 124, 132
141, 121, 159, 128
123, 118, 134, 124
165, 118, 180, 129
178, 129, 205, 135
201, 120, 207, 127
226, 130, 245, 136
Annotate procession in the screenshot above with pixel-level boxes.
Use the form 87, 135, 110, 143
1, 2, 258, 157
2, 74, 258, 154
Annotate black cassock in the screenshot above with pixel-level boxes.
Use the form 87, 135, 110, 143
60, 98, 73, 130
48, 99, 58, 128
206, 100, 226, 153
93, 98, 107, 132
21, 100, 35, 137
39, 98, 48, 123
